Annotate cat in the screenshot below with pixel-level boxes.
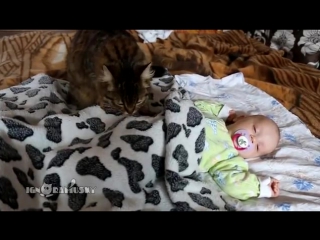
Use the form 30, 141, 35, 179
66, 30, 155, 115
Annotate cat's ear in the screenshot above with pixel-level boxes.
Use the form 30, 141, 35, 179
140, 63, 155, 80
100, 65, 113, 83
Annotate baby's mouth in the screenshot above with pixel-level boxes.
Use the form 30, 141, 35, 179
232, 133, 242, 150
232, 132, 250, 151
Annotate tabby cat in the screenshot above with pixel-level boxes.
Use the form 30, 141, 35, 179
66, 30, 155, 114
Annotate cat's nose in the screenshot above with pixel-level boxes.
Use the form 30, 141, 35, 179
126, 109, 135, 115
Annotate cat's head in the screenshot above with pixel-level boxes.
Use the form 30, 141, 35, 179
98, 62, 155, 115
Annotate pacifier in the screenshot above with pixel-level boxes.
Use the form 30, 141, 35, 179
232, 129, 253, 151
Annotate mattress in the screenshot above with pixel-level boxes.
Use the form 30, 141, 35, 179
175, 72, 320, 211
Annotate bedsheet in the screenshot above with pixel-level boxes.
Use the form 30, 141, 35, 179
176, 72, 320, 211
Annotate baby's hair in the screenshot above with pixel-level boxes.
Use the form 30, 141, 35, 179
264, 116, 280, 140
276, 124, 281, 142
273, 129, 281, 152
259, 115, 281, 154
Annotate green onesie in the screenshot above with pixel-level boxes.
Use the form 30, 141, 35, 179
194, 100, 271, 201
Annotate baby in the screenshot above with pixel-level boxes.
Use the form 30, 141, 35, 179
194, 100, 280, 201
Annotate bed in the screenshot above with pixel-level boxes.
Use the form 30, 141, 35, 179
0, 30, 319, 211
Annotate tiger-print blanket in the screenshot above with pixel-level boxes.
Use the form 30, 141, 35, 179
0, 30, 319, 138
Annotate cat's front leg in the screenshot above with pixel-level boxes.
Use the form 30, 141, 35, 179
67, 86, 98, 110
97, 96, 106, 109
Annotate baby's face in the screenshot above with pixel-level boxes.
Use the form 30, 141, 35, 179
227, 115, 280, 159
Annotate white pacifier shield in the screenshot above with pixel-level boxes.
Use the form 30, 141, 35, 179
237, 136, 249, 148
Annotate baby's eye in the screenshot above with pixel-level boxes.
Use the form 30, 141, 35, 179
256, 145, 259, 151
253, 125, 256, 132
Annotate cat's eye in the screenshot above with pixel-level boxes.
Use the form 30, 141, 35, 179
118, 102, 123, 106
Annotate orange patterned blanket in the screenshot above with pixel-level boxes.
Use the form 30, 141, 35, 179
0, 30, 319, 138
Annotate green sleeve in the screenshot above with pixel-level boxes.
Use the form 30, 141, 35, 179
194, 100, 223, 118
208, 157, 261, 201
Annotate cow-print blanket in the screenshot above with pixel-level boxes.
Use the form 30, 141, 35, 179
0, 72, 231, 211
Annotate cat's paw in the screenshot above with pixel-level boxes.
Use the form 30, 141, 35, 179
137, 105, 157, 117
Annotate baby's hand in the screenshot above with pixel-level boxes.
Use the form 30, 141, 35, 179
269, 177, 280, 197
226, 110, 238, 124
226, 110, 247, 124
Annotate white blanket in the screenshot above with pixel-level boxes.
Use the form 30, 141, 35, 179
175, 72, 320, 211
0, 72, 231, 211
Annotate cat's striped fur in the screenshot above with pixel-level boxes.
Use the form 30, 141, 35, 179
66, 30, 154, 114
